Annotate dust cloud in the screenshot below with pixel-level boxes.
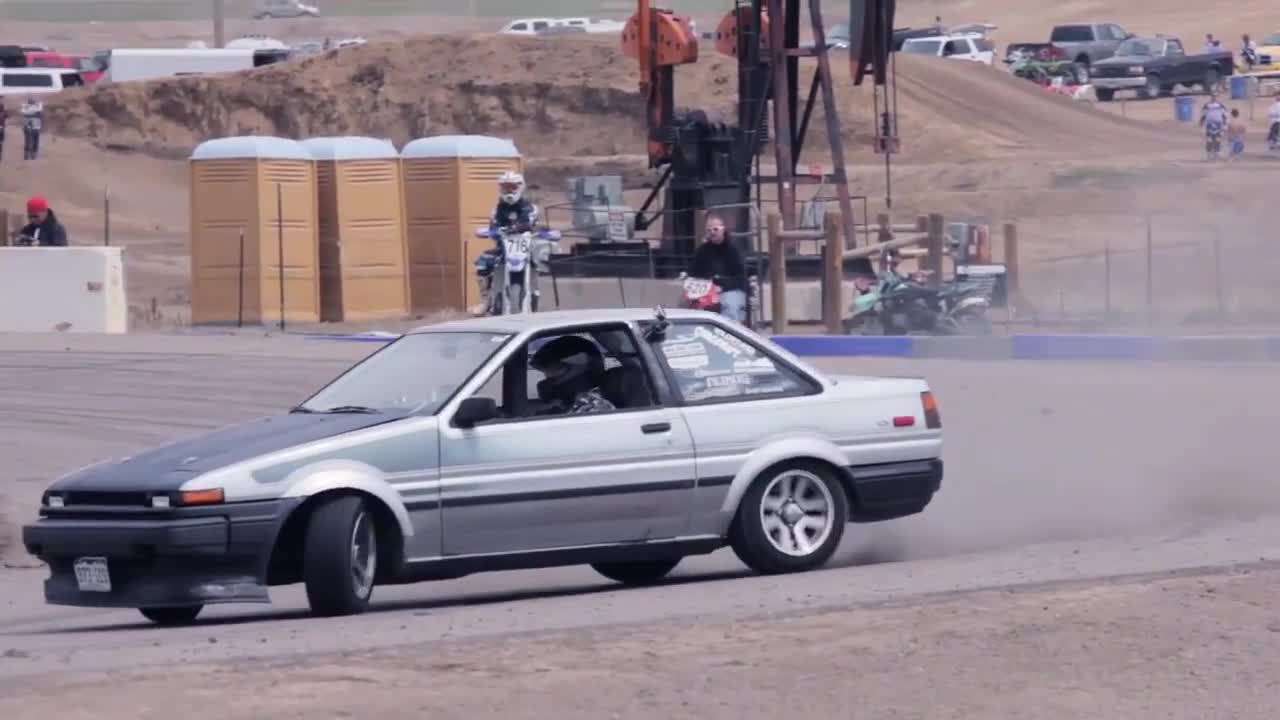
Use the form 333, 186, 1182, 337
816, 357, 1280, 564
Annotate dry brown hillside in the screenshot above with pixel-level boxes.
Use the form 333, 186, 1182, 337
42, 31, 1180, 170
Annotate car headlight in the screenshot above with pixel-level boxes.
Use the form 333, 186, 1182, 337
1128, 65, 1145, 75
43, 492, 64, 508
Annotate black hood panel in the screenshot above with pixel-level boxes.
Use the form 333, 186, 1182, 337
48, 412, 399, 494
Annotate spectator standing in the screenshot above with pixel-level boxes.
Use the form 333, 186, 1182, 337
21, 96, 43, 160
13, 196, 68, 246
1227, 108, 1247, 160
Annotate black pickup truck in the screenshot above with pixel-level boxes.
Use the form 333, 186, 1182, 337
1089, 35, 1234, 101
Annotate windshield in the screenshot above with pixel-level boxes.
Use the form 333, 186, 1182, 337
903, 40, 942, 55
1116, 38, 1160, 56
295, 331, 511, 415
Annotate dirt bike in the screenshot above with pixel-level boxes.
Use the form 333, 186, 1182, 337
844, 270, 992, 335
677, 274, 722, 313
472, 225, 561, 315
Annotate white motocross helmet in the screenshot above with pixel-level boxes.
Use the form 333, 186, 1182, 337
498, 170, 525, 204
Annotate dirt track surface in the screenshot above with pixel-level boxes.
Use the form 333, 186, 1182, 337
0, 334, 1279, 717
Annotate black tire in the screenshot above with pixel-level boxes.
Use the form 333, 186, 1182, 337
1072, 60, 1090, 84
139, 605, 203, 625
953, 309, 993, 335
1095, 88, 1115, 102
729, 460, 848, 574
591, 557, 681, 585
302, 495, 379, 617
1140, 74, 1162, 99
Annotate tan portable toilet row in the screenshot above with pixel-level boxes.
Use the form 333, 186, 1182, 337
187, 133, 523, 326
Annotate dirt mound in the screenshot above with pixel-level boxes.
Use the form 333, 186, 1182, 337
43, 33, 1176, 170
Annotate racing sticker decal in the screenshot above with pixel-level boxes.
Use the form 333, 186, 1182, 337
733, 356, 777, 373
692, 326, 745, 357
667, 353, 710, 370
705, 373, 754, 388
662, 340, 707, 358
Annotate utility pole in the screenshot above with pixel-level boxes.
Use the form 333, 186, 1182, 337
212, 0, 225, 48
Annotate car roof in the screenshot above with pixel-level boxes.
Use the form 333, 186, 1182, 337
406, 307, 730, 336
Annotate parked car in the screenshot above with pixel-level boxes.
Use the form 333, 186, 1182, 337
252, 0, 318, 19
1046, 22, 1135, 83
900, 32, 996, 64
21, 308, 945, 625
1090, 35, 1234, 101
0, 67, 85, 96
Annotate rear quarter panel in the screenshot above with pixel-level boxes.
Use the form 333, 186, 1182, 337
682, 375, 941, 536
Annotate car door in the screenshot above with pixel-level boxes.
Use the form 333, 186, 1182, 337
639, 318, 826, 536
437, 323, 697, 556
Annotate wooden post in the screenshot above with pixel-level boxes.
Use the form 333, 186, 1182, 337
767, 212, 786, 334
925, 213, 945, 284
0, 210, 8, 246
1002, 222, 1020, 304
822, 212, 843, 334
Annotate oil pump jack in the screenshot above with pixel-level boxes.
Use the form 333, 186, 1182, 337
621, 0, 899, 273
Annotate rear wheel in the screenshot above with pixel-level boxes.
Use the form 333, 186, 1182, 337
302, 495, 379, 617
139, 605, 203, 625
591, 558, 681, 585
729, 461, 848, 574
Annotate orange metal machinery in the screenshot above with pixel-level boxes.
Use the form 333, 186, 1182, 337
621, 0, 900, 273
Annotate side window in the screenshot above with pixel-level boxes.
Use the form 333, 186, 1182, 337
532, 21, 548, 31
510, 22, 526, 31
653, 322, 811, 403
942, 41, 960, 56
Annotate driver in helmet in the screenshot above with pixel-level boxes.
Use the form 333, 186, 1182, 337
489, 170, 539, 236
529, 336, 615, 415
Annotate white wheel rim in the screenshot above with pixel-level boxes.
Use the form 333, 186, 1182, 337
350, 510, 377, 599
759, 469, 835, 557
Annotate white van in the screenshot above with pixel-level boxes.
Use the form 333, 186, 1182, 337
0, 68, 85, 96
99, 47, 290, 83
900, 33, 996, 64
499, 18, 554, 35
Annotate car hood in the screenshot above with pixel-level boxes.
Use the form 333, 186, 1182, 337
47, 411, 402, 493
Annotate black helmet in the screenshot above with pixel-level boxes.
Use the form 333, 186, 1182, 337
530, 336, 603, 399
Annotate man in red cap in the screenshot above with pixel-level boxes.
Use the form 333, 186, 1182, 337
13, 195, 68, 246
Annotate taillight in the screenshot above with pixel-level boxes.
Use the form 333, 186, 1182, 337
920, 391, 941, 429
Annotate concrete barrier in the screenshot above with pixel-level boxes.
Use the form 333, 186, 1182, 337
0, 248, 127, 334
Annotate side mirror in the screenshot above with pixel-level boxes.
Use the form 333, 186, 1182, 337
453, 396, 498, 428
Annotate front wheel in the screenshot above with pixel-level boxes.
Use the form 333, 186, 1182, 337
843, 312, 884, 335
302, 495, 379, 617
729, 461, 848, 574
952, 309, 993, 335
139, 605, 203, 625
591, 558, 681, 585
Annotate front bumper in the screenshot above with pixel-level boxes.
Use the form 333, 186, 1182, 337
21, 498, 299, 608
1091, 76, 1146, 89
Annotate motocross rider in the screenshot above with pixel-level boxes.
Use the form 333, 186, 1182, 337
489, 170, 539, 237
529, 336, 615, 415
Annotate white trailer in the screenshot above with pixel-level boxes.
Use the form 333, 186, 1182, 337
99, 47, 289, 83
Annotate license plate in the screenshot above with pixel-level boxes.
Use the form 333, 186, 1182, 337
73, 557, 112, 593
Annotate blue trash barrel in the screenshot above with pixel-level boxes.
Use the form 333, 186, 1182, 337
1174, 96, 1194, 122
1230, 74, 1249, 99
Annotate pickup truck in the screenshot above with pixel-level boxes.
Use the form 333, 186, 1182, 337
1047, 22, 1135, 83
1090, 36, 1234, 101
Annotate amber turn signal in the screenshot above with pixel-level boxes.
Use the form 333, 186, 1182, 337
177, 488, 225, 506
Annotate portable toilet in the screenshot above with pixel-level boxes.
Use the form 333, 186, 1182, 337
302, 136, 410, 323
188, 135, 320, 325
400, 134, 523, 312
